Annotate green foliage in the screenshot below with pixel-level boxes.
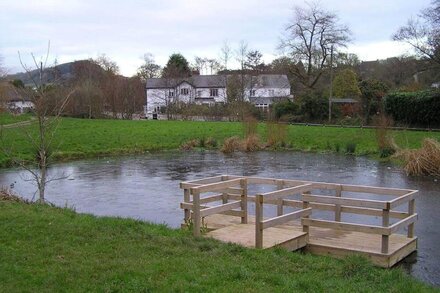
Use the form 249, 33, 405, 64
359, 79, 389, 124
162, 53, 191, 78
10, 79, 25, 88
301, 93, 329, 121
333, 69, 361, 98
0, 200, 434, 292
384, 90, 440, 127
0, 113, 33, 125
273, 100, 300, 120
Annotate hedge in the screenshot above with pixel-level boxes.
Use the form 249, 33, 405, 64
384, 90, 440, 127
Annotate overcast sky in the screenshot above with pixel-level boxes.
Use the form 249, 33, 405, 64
0, 0, 431, 76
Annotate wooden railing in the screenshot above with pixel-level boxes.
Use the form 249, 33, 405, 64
254, 183, 313, 248
180, 177, 247, 236
180, 175, 418, 253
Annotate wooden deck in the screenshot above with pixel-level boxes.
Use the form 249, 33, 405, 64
180, 175, 419, 268
202, 214, 416, 267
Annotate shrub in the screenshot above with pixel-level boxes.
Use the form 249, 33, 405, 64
266, 121, 287, 148
374, 115, 397, 158
393, 138, 440, 177
205, 137, 217, 148
241, 134, 261, 152
180, 139, 199, 151
384, 90, 440, 127
221, 136, 241, 153
273, 100, 300, 119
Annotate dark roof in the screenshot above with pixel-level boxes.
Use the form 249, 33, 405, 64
146, 74, 290, 89
248, 75, 290, 89
146, 75, 227, 89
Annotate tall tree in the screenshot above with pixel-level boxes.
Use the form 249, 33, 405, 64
162, 53, 191, 78
219, 40, 232, 70
280, 2, 351, 89
393, 0, 440, 67
244, 50, 265, 72
333, 69, 361, 98
137, 53, 161, 81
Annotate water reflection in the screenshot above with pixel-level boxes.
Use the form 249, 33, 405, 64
0, 151, 438, 286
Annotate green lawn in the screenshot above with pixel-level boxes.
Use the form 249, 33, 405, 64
0, 198, 435, 292
0, 113, 32, 125
1, 117, 439, 167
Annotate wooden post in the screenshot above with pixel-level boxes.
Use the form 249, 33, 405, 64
240, 179, 248, 224
381, 208, 389, 254
334, 184, 342, 222
302, 191, 310, 235
221, 175, 228, 204
276, 180, 284, 216
255, 194, 263, 249
193, 190, 201, 237
184, 188, 191, 224
408, 199, 415, 238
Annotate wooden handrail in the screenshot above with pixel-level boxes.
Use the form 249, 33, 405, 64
190, 178, 242, 193
302, 194, 388, 209
261, 208, 312, 230
390, 190, 418, 209
200, 201, 242, 217
302, 218, 391, 235
262, 184, 313, 201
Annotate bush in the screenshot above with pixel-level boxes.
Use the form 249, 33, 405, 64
301, 94, 329, 122
273, 100, 300, 119
384, 90, 440, 127
221, 136, 242, 153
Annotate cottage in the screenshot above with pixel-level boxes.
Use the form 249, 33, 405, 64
144, 74, 291, 119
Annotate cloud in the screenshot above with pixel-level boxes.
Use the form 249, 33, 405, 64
0, 0, 432, 76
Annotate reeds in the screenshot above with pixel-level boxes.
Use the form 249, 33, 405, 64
221, 136, 242, 153
266, 121, 287, 148
393, 138, 440, 177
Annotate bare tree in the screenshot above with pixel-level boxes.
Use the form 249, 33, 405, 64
235, 40, 249, 102
0, 54, 7, 79
137, 53, 161, 81
219, 40, 232, 70
280, 2, 351, 89
1, 44, 75, 203
393, 0, 440, 67
193, 56, 208, 75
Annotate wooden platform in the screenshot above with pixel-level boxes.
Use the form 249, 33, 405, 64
201, 214, 417, 268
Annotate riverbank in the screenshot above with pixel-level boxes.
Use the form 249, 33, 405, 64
0, 195, 435, 292
1, 118, 440, 167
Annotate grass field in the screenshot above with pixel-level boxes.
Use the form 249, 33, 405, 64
1, 117, 440, 167
0, 197, 435, 292
0, 113, 33, 125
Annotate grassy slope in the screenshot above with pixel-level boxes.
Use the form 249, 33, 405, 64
0, 199, 435, 292
1, 118, 440, 166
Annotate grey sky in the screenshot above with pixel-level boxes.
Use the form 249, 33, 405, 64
0, 0, 431, 76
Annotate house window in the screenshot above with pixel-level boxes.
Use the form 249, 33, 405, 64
251, 90, 256, 96
269, 90, 274, 96
197, 90, 202, 97
169, 91, 174, 97
181, 88, 189, 95
210, 89, 218, 97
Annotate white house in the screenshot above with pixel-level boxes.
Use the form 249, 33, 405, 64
144, 74, 291, 119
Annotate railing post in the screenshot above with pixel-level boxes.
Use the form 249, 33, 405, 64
221, 175, 228, 204
302, 191, 310, 236
240, 179, 248, 224
334, 184, 342, 222
192, 190, 201, 237
408, 199, 415, 238
255, 194, 263, 249
276, 180, 284, 216
381, 208, 390, 254
183, 188, 191, 224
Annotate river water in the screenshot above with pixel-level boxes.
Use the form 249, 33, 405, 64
0, 151, 439, 286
